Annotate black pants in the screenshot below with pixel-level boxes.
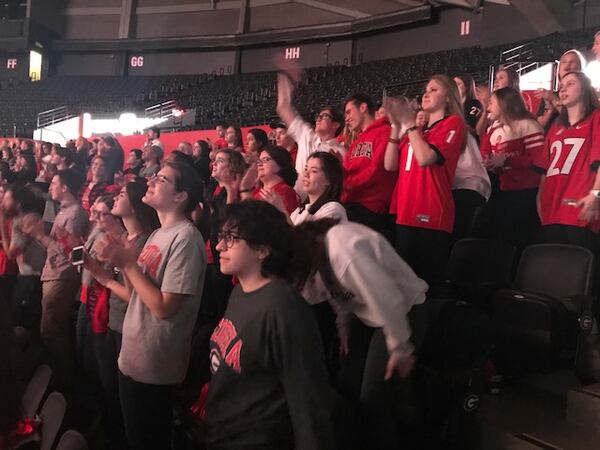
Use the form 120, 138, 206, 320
96, 329, 127, 448
336, 305, 429, 450
491, 188, 540, 253
395, 225, 451, 287
543, 224, 599, 254
312, 301, 338, 379
345, 203, 388, 232
11, 274, 42, 334
452, 189, 486, 242
119, 371, 174, 450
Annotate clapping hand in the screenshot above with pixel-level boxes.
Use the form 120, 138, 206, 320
240, 163, 258, 193
82, 251, 113, 286
260, 189, 287, 215
274, 55, 303, 84
384, 97, 416, 129
483, 152, 508, 170
21, 213, 44, 239
95, 233, 136, 269
54, 225, 83, 249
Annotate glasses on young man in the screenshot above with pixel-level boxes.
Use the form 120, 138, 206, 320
217, 230, 242, 249
315, 112, 335, 122
148, 174, 173, 185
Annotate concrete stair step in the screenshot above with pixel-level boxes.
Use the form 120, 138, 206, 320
475, 372, 600, 450
567, 383, 600, 432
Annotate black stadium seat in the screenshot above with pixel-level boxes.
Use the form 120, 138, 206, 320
492, 244, 595, 374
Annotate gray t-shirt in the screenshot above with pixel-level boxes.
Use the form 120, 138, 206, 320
41, 202, 89, 282
11, 217, 46, 276
118, 220, 206, 385
108, 234, 149, 334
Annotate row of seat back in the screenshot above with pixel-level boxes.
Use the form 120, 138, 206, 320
443, 239, 596, 376
493, 244, 594, 374
15, 360, 87, 450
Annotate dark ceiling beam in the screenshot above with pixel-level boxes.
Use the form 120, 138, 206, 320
508, 0, 567, 35
293, 0, 370, 19
52, 5, 431, 52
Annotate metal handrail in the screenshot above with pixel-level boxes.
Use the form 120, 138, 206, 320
145, 100, 177, 120
37, 106, 73, 128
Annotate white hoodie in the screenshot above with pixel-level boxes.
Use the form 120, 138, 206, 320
303, 222, 428, 358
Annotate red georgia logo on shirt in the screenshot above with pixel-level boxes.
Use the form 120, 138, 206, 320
137, 245, 163, 279
351, 142, 373, 159
210, 318, 243, 374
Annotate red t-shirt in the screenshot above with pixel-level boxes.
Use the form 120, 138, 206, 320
392, 115, 466, 233
480, 118, 545, 191
215, 138, 228, 149
341, 117, 397, 214
288, 145, 298, 166
0, 219, 17, 276
253, 181, 299, 214
534, 109, 600, 228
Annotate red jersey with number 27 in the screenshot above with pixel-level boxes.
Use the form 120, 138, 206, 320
391, 115, 466, 233
535, 109, 600, 228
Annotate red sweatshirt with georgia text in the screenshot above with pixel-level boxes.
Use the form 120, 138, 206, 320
341, 117, 397, 214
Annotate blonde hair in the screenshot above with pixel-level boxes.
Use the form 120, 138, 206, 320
429, 74, 465, 118
428, 75, 467, 153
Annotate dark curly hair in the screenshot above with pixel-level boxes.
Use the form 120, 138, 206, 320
286, 218, 340, 296
217, 200, 292, 278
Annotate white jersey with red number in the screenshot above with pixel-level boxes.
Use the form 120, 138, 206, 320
391, 115, 466, 233
535, 109, 600, 228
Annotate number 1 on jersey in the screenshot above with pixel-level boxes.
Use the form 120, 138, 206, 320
405, 144, 414, 171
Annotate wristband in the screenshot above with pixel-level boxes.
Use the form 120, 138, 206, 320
388, 137, 402, 145
406, 125, 419, 134
239, 188, 252, 193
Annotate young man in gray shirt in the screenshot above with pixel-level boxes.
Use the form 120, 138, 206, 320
21, 169, 89, 390
95, 161, 206, 450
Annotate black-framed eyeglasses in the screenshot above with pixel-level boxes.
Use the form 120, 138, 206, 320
217, 230, 242, 249
257, 156, 273, 166
315, 112, 335, 121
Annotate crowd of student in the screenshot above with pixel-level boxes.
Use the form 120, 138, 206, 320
1, 32, 600, 450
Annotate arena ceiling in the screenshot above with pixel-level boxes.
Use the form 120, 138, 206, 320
242, 0, 481, 20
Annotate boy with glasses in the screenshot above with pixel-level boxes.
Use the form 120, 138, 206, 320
276, 58, 345, 197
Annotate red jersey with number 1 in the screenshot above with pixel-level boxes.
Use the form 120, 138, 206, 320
534, 109, 600, 228
391, 115, 466, 233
